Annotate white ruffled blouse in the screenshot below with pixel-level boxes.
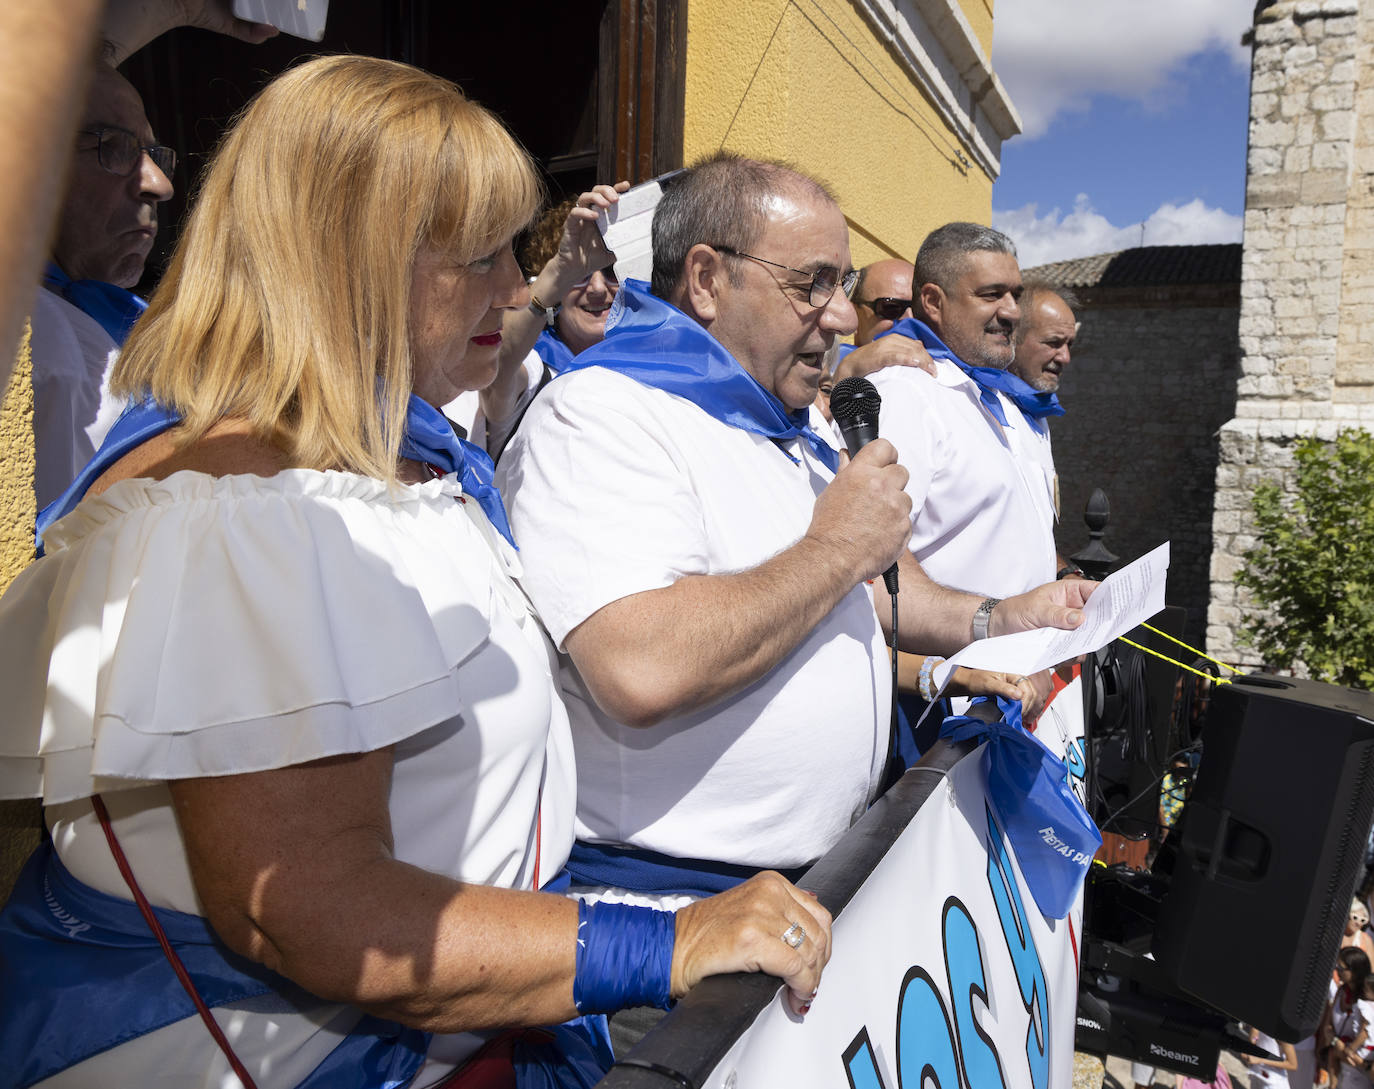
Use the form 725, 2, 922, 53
0, 468, 577, 912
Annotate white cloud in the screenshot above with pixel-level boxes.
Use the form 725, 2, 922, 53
992, 0, 1253, 138
994, 193, 1243, 268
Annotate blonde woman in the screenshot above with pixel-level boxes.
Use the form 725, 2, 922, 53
0, 56, 828, 1089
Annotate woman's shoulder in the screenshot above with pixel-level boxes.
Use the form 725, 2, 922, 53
46, 460, 468, 558
86, 420, 289, 499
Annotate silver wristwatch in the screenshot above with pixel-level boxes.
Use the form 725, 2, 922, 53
972, 597, 1001, 641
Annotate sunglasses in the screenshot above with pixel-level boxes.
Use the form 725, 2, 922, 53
570, 265, 619, 290
858, 296, 913, 322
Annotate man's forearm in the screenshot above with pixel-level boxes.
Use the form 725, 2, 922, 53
0, 2, 102, 386
879, 552, 982, 657
564, 533, 866, 728
877, 551, 1093, 656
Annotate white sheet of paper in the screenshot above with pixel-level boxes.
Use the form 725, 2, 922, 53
933, 542, 1171, 691
597, 171, 683, 284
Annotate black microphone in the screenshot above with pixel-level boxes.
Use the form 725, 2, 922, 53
829, 376, 898, 595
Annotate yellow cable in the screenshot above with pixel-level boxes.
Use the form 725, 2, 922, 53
1139, 622, 1245, 675
1118, 636, 1234, 685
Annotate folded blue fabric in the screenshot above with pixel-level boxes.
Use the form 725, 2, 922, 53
940, 696, 1100, 919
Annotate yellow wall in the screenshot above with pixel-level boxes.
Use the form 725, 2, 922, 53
683, 0, 996, 268
0, 327, 39, 904
0, 326, 34, 596
959, 0, 995, 57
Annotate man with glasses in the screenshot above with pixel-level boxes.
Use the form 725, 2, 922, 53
497, 156, 1091, 1032
31, 59, 174, 507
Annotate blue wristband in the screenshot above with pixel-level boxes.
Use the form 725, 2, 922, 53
573, 900, 675, 1014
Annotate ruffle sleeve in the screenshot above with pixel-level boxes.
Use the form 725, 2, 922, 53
0, 469, 507, 804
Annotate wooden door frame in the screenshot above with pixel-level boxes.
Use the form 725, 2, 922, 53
597, 0, 686, 184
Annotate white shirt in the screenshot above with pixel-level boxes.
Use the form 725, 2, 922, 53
498, 367, 890, 870
0, 469, 576, 1088
1248, 1030, 1293, 1089
869, 360, 1058, 597
443, 348, 545, 456
29, 287, 127, 509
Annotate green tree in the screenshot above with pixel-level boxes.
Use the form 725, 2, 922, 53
1237, 429, 1374, 689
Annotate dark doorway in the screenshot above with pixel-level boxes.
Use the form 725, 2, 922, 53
124, 0, 684, 291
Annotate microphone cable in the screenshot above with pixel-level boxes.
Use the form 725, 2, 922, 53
829, 376, 903, 789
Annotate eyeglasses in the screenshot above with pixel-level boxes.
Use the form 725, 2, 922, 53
711, 246, 857, 309
571, 265, 619, 290
78, 127, 176, 179
858, 296, 913, 322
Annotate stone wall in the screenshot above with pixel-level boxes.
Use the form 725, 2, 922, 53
1053, 299, 1240, 650
1208, 0, 1374, 666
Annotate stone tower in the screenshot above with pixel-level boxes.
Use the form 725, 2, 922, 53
1208, 0, 1374, 664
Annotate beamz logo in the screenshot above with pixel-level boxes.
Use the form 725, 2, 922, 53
1149, 1043, 1199, 1065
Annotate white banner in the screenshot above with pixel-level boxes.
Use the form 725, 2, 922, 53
697, 675, 1088, 1089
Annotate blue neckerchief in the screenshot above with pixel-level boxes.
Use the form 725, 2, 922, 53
939, 696, 1100, 919
559, 280, 840, 472
43, 261, 147, 345
877, 317, 1064, 427
399, 395, 516, 548
535, 327, 575, 373
37, 395, 517, 552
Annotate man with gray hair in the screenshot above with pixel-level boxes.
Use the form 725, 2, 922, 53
1010, 281, 1079, 394
867, 222, 1064, 607
497, 163, 1091, 927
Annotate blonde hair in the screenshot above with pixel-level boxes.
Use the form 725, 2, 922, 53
113, 54, 542, 479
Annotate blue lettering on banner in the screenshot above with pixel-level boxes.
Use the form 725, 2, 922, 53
839, 804, 1052, 1088
843, 1027, 889, 1089
1063, 738, 1086, 801
985, 805, 1050, 1089
895, 967, 961, 1088
945, 899, 1007, 1089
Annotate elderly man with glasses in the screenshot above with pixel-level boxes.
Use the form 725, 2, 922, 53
496, 151, 1093, 1052
31, 58, 175, 508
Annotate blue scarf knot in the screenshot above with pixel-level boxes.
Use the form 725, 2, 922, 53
559, 280, 840, 472
939, 696, 1100, 919
43, 261, 147, 345
398, 396, 516, 547
877, 317, 1064, 427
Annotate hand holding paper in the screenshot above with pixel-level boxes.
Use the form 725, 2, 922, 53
934, 542, 1170, 692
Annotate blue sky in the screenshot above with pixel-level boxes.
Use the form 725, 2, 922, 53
989, 0, 1253, 267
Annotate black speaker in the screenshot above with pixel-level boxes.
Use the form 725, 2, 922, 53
1152, 673, 1374, 1040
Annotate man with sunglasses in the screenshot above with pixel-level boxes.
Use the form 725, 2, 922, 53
31, 59, 174, 507
499, 155, 1091, 975
816, 258, 934, 422
853, 258, 915, 345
